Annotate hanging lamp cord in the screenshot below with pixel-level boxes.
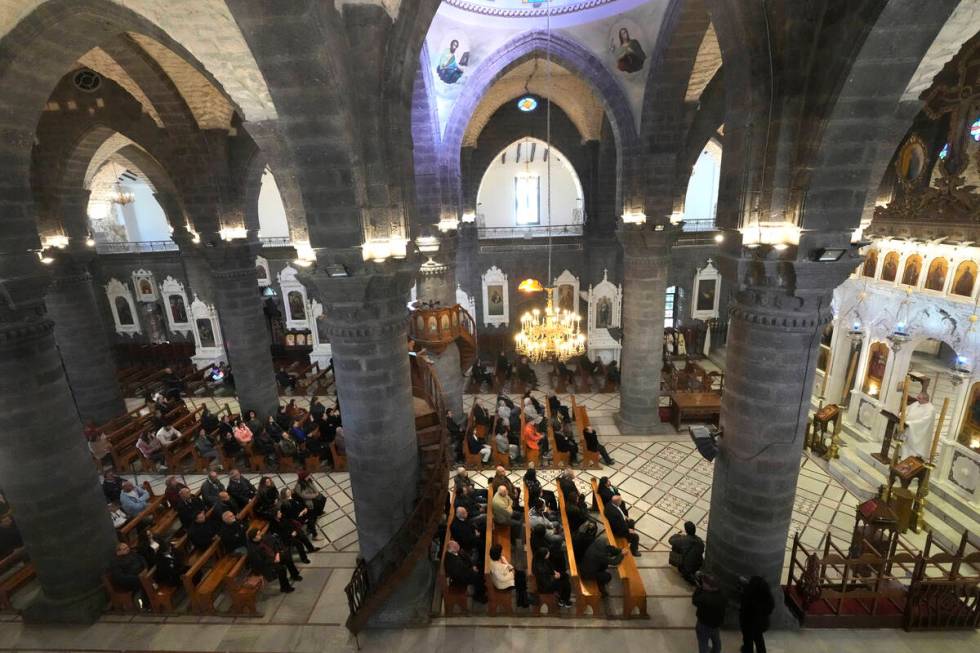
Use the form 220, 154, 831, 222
545, 0, 553, 289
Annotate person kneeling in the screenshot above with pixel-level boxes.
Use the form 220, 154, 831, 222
668, 521, 704, 584
246, 527, 301, 594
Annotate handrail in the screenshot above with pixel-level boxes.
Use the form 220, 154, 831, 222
409, 303, 476, 349
344, 353, 450, 633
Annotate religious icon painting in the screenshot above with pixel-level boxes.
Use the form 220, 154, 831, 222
558, 284, 574, 312
115, 296, 135, 326
168, 294, 188, 324
595, 297, 612, 329
952, 261, 977, 297
197, 319, 216, 348
436, 34, 470, 85
901, 255, 922, 287
924, 258, 948, 291
610, 20, 646, 74
487, 285, 504, 316
881, 252, 899, 282
288, 290, 306, 321
696, 278, 717, 313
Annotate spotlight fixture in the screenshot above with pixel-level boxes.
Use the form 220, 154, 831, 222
714, 233, 724, 243
812, 247, 847, 262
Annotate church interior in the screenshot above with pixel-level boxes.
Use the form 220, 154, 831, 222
1, 0, 980, 651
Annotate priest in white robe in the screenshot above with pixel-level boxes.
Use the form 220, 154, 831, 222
902, 393, 936, 460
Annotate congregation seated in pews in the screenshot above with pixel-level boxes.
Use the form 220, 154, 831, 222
101, 469, 328, 613
439, 466, 647, 617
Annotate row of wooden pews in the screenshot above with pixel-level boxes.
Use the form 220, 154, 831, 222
589, 478, 647, 618
548, 359, 619, 394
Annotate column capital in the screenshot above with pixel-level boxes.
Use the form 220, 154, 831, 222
304, 257, 419, 339
616, 223, 679, 259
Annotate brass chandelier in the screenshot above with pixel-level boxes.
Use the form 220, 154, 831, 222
513, 1, 586, 364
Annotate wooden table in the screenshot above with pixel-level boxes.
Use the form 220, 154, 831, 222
670, 392, 721, 430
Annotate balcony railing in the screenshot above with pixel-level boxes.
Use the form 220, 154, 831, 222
95, 237, 294, 254
477, 224, 583, 239
681, 217, 717, 232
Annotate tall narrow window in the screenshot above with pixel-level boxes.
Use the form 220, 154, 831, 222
665, 285, 676, 328
514, 174, 540, 224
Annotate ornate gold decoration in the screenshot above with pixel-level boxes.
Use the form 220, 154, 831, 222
514, 291, 585, 362
895, 134, 929, 188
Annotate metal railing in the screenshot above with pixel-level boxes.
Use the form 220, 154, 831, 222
681, 217, 717, 232
95, 237, 294, 254
477, 224, 583, 239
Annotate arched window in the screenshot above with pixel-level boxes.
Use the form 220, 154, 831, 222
682, 140, 722, 232
881, 252, 900, 282
924, 257, 948, 291
862, 250, 878, 278
951, 261, 977, 297
862, 341, 888, 398
901, 254, 922, 286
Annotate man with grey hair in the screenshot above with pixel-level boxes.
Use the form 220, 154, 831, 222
443, 539, 487, 603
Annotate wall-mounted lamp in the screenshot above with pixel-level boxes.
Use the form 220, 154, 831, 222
219, 226, 247, 241
460, 211, 477, 224
621, 211, 646, 225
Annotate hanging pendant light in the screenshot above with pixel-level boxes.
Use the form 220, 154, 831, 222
515, 0, 585, 363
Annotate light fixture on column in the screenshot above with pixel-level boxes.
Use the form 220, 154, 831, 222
460, 211, 476, 224
41, 234, 69, 250
219, 225, 247, 241
437, 215, 460, 233
513, 1, 585, 364
621, 210, 646, 225
361, 236, 408, 263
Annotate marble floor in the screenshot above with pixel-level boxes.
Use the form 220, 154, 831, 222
3, 386, 978, 651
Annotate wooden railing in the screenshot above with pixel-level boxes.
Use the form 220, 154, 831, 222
409, 304, 475, 349
343, 354, 450, 634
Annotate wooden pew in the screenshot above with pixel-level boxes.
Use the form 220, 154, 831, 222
102, 573, 138, 611
484, 500, 512, 616
556, 482, 601, 617
181, 540, 243, 613
0, 551, 34, 610
590, 478, 647, 618
544, 399, 568, 468
522, 483, 559, 616
489, 413, 509, 468
139, 567, 180, 613
330, 441, 348, 471
439, 490, 468, 615
571, 396, 599, 468
223, 555, 264, 615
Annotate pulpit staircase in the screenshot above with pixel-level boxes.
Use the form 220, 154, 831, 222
409, 303, 479, 373
343, 353, 450, 635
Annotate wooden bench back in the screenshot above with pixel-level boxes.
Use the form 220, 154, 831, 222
590, 478, 647, 617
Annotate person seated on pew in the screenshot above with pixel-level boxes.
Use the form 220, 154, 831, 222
444, 539, 487, 603
532, 546, 572, 608
529, 498, 563, 545
252, 426, 278, 465
572, 520, 598, 564
244, 409, 263, 437
557, 469, 578, 503
201, 407, 219, 433
496, 399, 512, 424
444, 410, 463, 464
270, 507, 319, 564
85, 422, 112, 466
595, 476, 622, 508
467, 428, 492, 464
103, 470, 123, 504
578, 354, 597, 377
668, 521, 704, 585
109, 541, 147, 598
228, 469, 257, 511
137, 431, 166, 469
274, 405, 293, 431
153, 539, 188, 588
120, 481, 150, 519
454, 484, 486, 519
161, 367, 185, 400
280, 487, 316, 538
246, 527, 300, 594
289, 420, 308, 446
333, 427, 346, 459
489, 543, 531, 608
490, 466, 521, 507
232, 418, 253, 446
219, 510, 249, 555
188, 510, 218, 550
554, 420, 580, 465
196, 429, 221, 468
547, 394, 572, 423
495, 352, 512, 380
565, 493, 592, 534
494, 426, 520, 463
453, 467, 487, 502
293, 472, 326, 539
470, 359, 493, 388
606, 360, 620, 385
605, 494, 641, 557
276, 367, 298, 393
516, 356, 538, 386
450, 506, 484, 557
555, 360, 575, 386
580, 533, 624, 597
472, 399, 491, 428
211, 492, 238, 525
583, 427, 615, 465
254, 476, 280, 520
163, 476, 186, 506
201, 471, 225, 507
109, 502, 129, 529
522, 396, 541, 422
491, 485, 523, 532
218, 420, 242, 462
265, 415, 285, 443
174, 487, 206, 528
278, 428, 301, 462
523, 416, 543, 455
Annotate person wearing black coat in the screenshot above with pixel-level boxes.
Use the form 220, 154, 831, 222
583, 427, 615, 465
531, 547, 571, 607
693, 574, 726, 653
443, 540, 486, 602
580, 534, 623, 596
604, 495, 641, 556
246, 528, 299, 593
739, 576, 775, 652
669, 521, 705, 584
227, 470, 256, 509
450, 507, 483, 555
102, 471, 123, 504
109, 542, 146, 593
218, 511, 248, 554
270, 509, 317, 564
153, 540, 188, 587
187, 510, 218, 550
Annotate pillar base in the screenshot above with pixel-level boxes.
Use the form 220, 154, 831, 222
364, 556, 434, 629
614, 412, 675, 435
21, 585, 107, 624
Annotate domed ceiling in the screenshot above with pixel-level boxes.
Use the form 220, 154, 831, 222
444, 0, 621, 19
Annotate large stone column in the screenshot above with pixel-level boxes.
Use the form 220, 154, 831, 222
46, 251, 125, 424
615, 224, 673, 434
310, 260, 420, 559
0, 253, 117, 622
705, 247, 854, 621
176, 234, 279, 417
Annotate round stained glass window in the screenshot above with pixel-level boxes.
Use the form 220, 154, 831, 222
939, 143, 950, 160
971, 118, 980, 142
517, 96, 538, 112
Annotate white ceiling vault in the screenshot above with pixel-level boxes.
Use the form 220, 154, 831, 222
425, 0, 669, 137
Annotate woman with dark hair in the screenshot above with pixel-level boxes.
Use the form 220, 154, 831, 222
739, 576, 775, 652
255, 476, 280, 521
532, 547, 572, 608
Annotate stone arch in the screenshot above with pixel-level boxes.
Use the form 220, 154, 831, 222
441, 30, 640, 214
674, 69, 725, 214
802, 0, 966, 234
